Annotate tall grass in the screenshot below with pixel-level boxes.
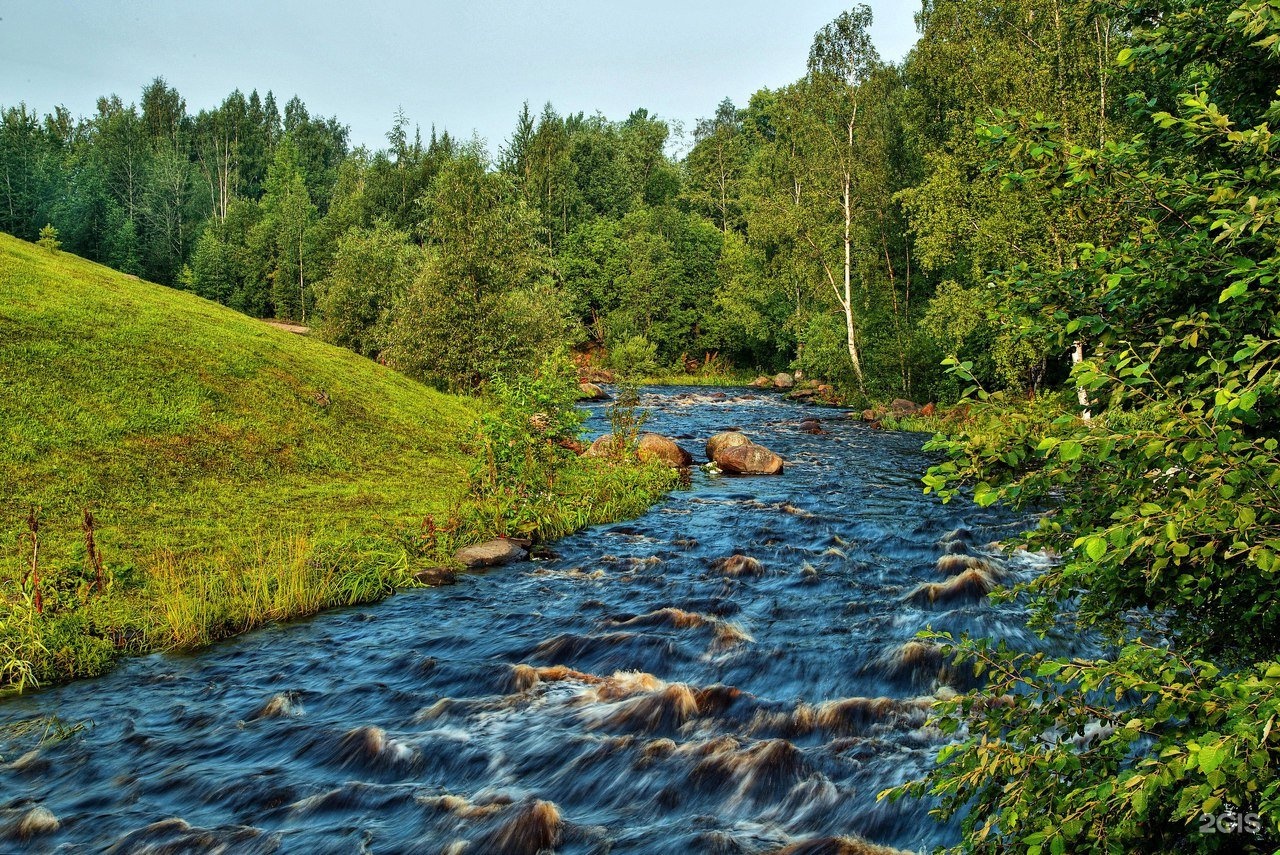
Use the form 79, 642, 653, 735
0, 605, 45, 693
145, 535, 394, 651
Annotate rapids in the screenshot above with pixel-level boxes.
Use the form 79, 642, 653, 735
0, 387, 1082, 853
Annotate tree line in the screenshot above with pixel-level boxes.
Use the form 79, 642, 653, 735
1, 1, 1117, 401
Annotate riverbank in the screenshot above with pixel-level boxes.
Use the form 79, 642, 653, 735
0, 235, 677, 694
0, 384, 1022, 854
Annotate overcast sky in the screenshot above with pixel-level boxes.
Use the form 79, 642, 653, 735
0, 1, 920, 153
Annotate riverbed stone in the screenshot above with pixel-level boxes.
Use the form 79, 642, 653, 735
890, 398, 921, 415
637, 433, 693, 467
15, 807, 59, 839
705, 430, 751, 462
578, 382, 610, 401
773, 372, 795, 389
454, 539, 529, 569
412, 566, 459, 586
749, 375, 772, 389
800, 417, 825, 435
713, 554, 765, 577
715, 442, 785, 476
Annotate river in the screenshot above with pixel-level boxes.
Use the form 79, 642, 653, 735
0, 387, 1071, 854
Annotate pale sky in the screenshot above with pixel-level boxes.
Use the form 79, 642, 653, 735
0, 1, 920, 153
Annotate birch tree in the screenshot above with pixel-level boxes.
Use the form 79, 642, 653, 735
802, 5, 880, 391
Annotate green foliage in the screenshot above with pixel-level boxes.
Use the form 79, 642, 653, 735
313, 221, 419, 356
889, 3, 1280, 851
468, 351, 586, 537
36, 223, 59, 253
558, 205, 724, 365
382, 145, 580, 389
606, 380, 649, 461
794, 313, 858, 389
607, 335, 660, 379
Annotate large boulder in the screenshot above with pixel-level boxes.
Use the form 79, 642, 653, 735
578, 382, 610, 401
749, 376, 773, 389
715, 442, 785, 476
773, 372, 795, 389
583, 434, 622, 458
454, 539, 529, 569
637, 433, 693, 467
890, 398, 921, 415
705, 430, 751, 462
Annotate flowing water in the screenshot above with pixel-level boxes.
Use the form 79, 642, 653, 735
0, 388, 1083, 854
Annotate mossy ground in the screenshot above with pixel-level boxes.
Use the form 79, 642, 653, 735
0, 233, 673, 692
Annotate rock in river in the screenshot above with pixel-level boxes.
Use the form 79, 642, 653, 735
705, 430, 751, 462
454, 539, 529, 569
637, 433, 694, 468
578, 382, 610, 401
715, 442, 785, 476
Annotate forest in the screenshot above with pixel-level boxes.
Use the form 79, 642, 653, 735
1, 1, 1118, 402
4, 0, 1280, 852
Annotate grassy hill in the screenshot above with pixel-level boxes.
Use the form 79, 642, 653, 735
1, 233, 477, 544
0, 233, 672, 691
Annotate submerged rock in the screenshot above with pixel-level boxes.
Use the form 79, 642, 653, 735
712, 554, 765, 577
716, 442, 785, 476
454, 539, 529, 570
12, 807, 59, 839
705, 430, 751, 462
771, 836, 914, 855
413, 566, 458, 586
904, 567, 999, 606
799, 417, 825, 435
474, 799, 562, 855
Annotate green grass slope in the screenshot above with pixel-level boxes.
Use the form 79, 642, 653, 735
0, 232, 482, 685
1, 232, 476, 538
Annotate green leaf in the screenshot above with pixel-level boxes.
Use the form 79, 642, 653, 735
1059, 441, 1083, 461
1219, 280, 1248, 303
1085, 536, 1108, 561
1199, 744, 1226, 774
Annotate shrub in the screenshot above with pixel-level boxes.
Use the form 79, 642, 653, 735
36, 224, 60, 253
606, 334, 660, 378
